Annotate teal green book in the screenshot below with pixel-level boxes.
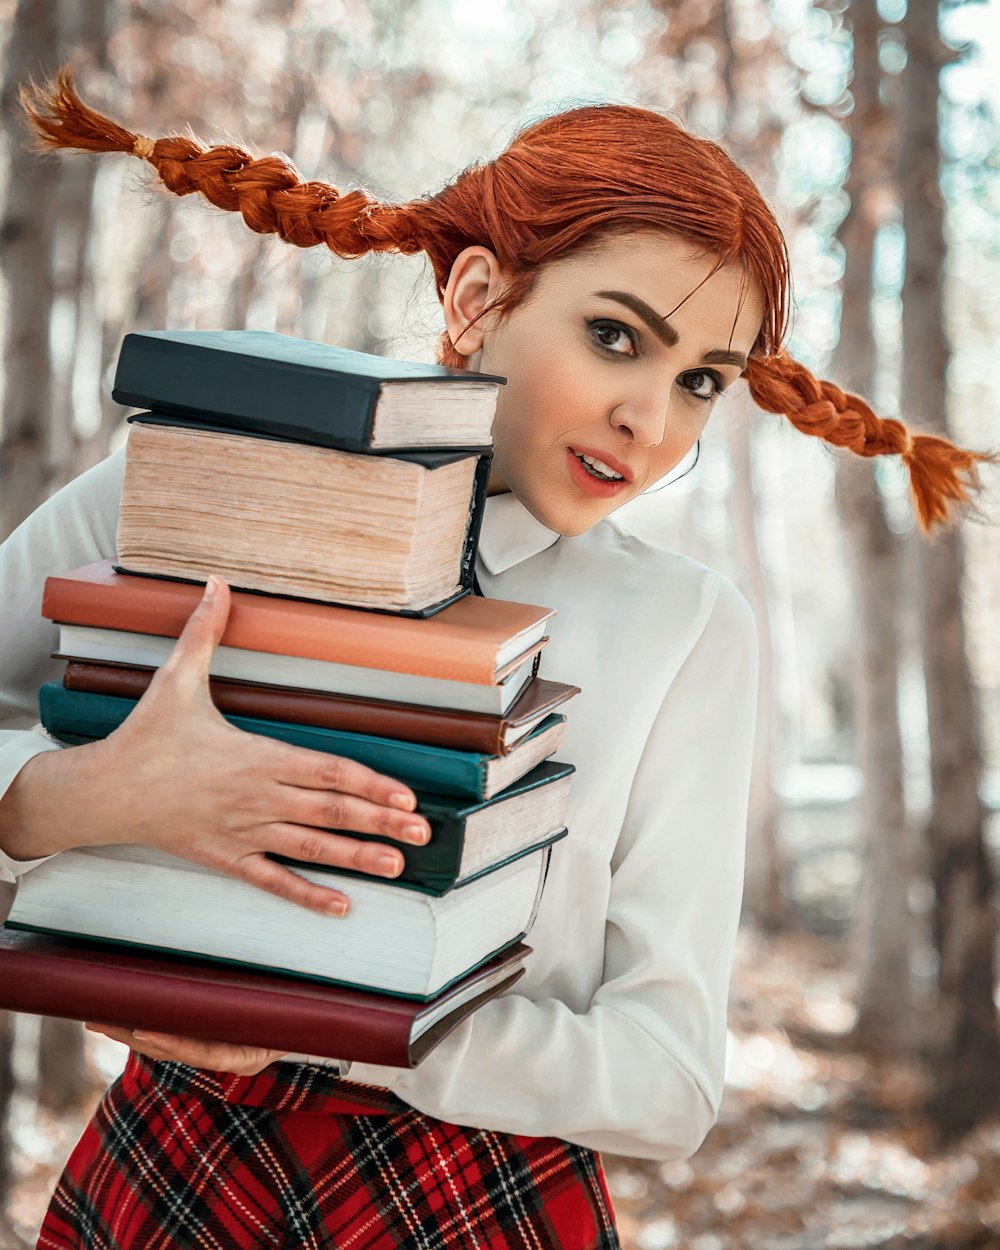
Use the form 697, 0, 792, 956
38, 683, 565, 802
38, 683, 575, 894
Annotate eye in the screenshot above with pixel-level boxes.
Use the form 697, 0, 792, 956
682, 370, 724, 403
587, 319, 638, 357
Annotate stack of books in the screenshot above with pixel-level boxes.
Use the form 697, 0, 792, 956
1, 331, 580, 1068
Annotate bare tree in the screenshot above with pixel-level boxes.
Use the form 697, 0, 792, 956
834, 0, 916, 1051
901, 0, 1000, 1139
0, 1007, 13, 1234
30, 2, 117, 1114
0, 0, 61, 541
718, 0, 793, 932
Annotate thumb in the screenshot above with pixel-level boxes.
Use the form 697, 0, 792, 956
152, 574, 232, 696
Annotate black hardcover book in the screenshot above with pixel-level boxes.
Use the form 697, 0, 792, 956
111, 330, 505, 453
268, 760, 577, 895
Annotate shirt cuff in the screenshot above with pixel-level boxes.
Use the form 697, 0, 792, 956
0, 728, 65, 885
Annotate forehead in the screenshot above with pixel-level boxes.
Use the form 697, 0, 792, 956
541, 231, 765, 345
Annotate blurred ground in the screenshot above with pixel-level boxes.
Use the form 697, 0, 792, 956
6, 924, 1000, 1250
604, 927, 1000, 1250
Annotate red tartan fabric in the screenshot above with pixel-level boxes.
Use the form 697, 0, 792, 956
37, 1053, 621, 1249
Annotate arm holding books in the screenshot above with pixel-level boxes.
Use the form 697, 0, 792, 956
351, 575, 759, 1161
0, 453, 125, 877
0, 453, 433, 914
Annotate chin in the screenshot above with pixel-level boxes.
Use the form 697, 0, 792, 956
516, 488, 615, 538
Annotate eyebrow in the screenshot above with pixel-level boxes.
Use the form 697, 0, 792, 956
592, 289, 749, 370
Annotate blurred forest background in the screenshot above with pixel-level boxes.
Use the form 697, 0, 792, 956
1, 0, 1000, 1246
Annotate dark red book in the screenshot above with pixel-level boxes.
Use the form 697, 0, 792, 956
0, 927, 526, 1068
59, 660, 580, 757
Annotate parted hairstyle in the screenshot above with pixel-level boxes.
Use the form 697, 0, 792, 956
20, 67, 993, 532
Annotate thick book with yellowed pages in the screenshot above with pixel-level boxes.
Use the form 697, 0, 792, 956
117, 417, 491, 615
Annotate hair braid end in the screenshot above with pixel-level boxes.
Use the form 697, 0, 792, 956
747, 351, 996, 534
903, 434, 996, 533
19, 65, 139, 158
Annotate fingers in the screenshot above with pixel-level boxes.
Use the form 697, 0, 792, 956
266, 738, 423, 815
272, 783, 429, 850
153, 574, 232, 697
85, 1022, 135, 1048
85, 1022, 285, 1075
266, 821, 409, 880
233, 851, 354, 915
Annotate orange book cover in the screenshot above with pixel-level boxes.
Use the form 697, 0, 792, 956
42, 560, 555, 685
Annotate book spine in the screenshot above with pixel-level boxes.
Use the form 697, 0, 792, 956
62, 663, 508, 756
459, 453, 493, 594
42, 566, 524, 684
39, 684, 492, 801
0, 934, 415, 1065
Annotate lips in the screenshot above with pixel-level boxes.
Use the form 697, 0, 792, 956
566, 448, 631, 498
569, 446, 635, 482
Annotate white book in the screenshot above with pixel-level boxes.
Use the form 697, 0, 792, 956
55, 624, 539, 716
6, 843, 556, 1001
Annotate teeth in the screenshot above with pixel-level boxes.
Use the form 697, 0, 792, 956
579, 452, 623, 480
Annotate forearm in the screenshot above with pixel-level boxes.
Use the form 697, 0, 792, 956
0, 449, 126, 876
0, 735, 109, 866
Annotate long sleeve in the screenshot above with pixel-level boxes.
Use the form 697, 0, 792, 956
349, 573, 760, 1161
0, 450, 125, 883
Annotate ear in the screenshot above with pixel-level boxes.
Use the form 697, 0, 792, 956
442, 246, 505, 357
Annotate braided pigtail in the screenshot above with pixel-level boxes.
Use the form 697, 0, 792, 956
19, 67, 425, 260
744, 350, 995, 533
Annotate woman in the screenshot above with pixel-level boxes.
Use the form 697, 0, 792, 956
1, 71, 989, 1248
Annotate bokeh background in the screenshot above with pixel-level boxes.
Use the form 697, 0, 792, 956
2, 1, 1000, 1246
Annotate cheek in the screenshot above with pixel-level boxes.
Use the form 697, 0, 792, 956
493, 346, 607, 445
647, 410, 707, 476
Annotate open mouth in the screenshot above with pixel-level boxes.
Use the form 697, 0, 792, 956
572, 451, 623, 482
566, 448, 630, 496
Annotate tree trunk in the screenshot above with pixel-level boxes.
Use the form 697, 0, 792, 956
718, 1, 793, 933
0, 0, 61, 541
47, 0, 112, 486
0, 1010, 12, 1221
36, 1017, 90, 1115
834, 0, 916, 1052
727, 400, 790, 932
901, 0, 1000, 1138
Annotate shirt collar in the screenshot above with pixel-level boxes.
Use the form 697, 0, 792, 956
476, 491, 561, 575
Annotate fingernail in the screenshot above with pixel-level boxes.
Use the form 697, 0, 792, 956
388, 792, 415, 811
327, 899, 348, 917
405, 825, 429, 845
204, 575, 218, 601
377, 853, 402, 876
133, 1031, 155, 1043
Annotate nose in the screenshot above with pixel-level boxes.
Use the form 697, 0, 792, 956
608, 385, 670, 447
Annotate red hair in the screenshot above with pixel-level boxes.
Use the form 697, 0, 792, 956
21, 67, 992, 532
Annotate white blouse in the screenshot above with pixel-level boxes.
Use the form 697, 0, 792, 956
0, 448, 758, 1161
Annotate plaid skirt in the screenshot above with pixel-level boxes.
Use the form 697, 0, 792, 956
37, 1053, 621, 1248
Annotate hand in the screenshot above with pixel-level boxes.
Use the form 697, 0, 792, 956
8, 575, 431, 915
85, 1021, 286, 1075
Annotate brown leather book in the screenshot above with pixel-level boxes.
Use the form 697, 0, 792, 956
0, 927, 527, 1068
60, 661, 581, 756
